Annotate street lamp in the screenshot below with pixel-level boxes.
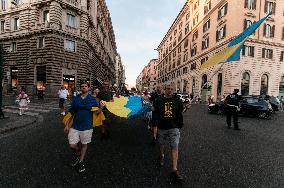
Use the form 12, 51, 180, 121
0, 43, 5, 119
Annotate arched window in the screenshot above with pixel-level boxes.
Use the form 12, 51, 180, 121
217, 73, 222, 96
201, 74, 208, 89
260, 74, 269, 95
279, 76, 284, 97
241, 72, 250, 96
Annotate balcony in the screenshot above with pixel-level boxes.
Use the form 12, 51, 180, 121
64, 25, 80, 36
64, 0, 79, 8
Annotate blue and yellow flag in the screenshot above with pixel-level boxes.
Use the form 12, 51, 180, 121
201, 12, 272, 69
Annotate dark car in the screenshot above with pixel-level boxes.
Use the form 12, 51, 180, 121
259, 95, 280, 112
208, 96, 273, 119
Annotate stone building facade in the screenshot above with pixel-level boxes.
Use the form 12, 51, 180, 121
136, 59, 158, 92
115, 54, 125, 90
156, 0, 284, 101
0, 0, 117, 96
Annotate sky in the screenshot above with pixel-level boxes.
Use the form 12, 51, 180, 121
105, 0, 187, 88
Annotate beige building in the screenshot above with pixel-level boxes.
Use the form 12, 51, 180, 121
115, 54, 126, 90
0, 0, 118, 95
156, 0, 284, 101
136, 59, 158, 92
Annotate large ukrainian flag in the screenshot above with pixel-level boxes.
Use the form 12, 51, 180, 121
200, 12, 272, 69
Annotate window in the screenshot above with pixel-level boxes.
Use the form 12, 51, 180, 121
193, 0, 199, 10
202, 37, 209, 50
217, 73, 222, 96
242, 45, 254, 57
178, 46, 181, 53
177, 56, 181, 66
264, 1, 276, 14
260, 74, 269, 95
192, 31, 198, 41
201, 57, 208, 64
218, 3, 228, 20
38, 37, 45, 48
43, 10, 50, 22
183, 67, 188, 74
184, 51, 188, 62
241, 72, 250, 95
179, 22, 183, 30
14, 18, 20, 30
174, 29, 177, 36
173, 50, 176, 57
64, 39, 76, 52
66, 14, 76, 27
186, 13, 190, 20
204, 0, 212, 14
191, 46, 197, 56
178, 32, 182, 42
263, 24, 275, 38
0, 20, 5, 32
185, 23, 189, 34
184, 39, 189, 48
201, 74, 208, 89
1, 0, 6, 10
216, 25, 226, 41
244, 0, 256, 10
262, 48, 273, 59
244, 19, 253, 30
193, 15, 199, 26
280, 51, 284, 62
282, 27, 284, 40
190, 62, 196, 70
203, 19, 210, 32
11, 42, 17, 52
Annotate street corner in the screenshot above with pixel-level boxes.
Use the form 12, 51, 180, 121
0, 112, 37, 134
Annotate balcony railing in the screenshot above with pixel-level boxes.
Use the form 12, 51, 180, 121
64, 0, 79, 8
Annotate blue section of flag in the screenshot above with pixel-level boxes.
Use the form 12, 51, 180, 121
225, 44, 244, 62
227, 12, 272, 48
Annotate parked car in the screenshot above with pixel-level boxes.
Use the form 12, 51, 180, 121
259, 95, 280, 112
208, 96, 273, 119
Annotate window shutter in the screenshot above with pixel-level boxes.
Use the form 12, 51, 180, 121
253, 0, 257, 10
280, 51, 283, 62
272, 3, 276, 14
223, 25, 227, 38
263, 24, 266, 36
252, 46, 255, 57
282, 27, 284, 40
270, 50, 273, 59
207, 38, 209, 48
244, 19, 247, 31
242, 45, 246, 56
216, 30, 219, 41
218, 10, 221, 20
225, 4, 228, 15
271, 25, 275, 37
262, 48, 265, 58
208, 19, 210, 28
245, 0, 248, 8
264, 1, 268, 13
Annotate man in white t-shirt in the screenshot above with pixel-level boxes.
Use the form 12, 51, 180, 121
58, 86, 69, 115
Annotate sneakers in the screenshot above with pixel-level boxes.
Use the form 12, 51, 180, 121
70, 157, 80, 167
171, 170, 183, 183
77, 161, 85, 173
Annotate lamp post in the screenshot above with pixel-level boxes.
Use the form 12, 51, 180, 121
0, 43, 5, 118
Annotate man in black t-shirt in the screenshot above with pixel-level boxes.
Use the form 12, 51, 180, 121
225, 89, 242, 130
153, 83, 184, 182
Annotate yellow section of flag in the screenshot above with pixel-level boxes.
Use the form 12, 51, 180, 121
200, 41, 244, 70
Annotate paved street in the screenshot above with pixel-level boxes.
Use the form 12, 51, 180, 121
0, 104, 283, 188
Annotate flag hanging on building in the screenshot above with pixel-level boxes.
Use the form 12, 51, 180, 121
200, 12, 272, 70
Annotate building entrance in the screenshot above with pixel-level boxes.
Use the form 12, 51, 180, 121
63, 75, 75, 92
10, 67, 18, 89
279, 76, 284, 97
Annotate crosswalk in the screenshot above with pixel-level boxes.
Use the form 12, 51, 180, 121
3, 101, 65, 117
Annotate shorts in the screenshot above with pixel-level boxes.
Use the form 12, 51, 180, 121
158, 128, 180, 149
59, 98, 65, 108
68, 128, 93, 145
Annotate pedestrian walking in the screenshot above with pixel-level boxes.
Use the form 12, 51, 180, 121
58, 86, 69, 116
224, 89, 242, 130
150, 85, 164, 145
97, 80, 113, 139
17, 88, 30, 116
152, 83, 184, 182
63, 82, 98, 173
